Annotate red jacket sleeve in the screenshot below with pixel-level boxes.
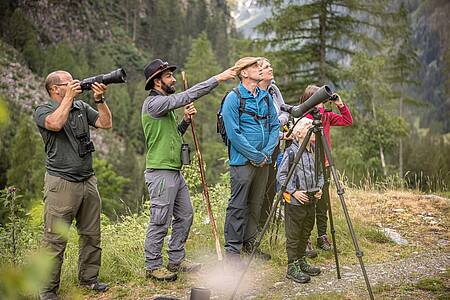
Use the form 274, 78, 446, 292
326, 103, 353, 126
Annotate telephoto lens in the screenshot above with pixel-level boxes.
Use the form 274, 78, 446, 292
80, 68, 127, 91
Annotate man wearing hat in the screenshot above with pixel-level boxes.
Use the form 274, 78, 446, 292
142, 58, 236, 281
221, 57, 280, 266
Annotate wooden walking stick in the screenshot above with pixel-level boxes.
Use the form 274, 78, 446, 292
181, 71, 223, 261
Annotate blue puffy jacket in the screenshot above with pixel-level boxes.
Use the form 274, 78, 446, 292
222, 83, 280, 166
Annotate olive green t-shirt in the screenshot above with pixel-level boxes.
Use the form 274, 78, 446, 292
34, 99, 99, 182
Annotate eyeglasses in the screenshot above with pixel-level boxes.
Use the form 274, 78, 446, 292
54, 82, 69, 87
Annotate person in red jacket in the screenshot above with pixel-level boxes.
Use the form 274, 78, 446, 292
299, 85, 353, 256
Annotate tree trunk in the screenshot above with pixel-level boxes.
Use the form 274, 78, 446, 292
372, 96, 387, 176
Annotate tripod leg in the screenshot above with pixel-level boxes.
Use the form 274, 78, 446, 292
229, 128, 314, 300
316, 134, 341, 279
319, 131, 374, 300
325, 179, 341, 279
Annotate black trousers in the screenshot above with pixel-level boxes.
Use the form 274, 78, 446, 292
259, 145, 279, 230
285, 195, 316, 264
315, 168, 330, 237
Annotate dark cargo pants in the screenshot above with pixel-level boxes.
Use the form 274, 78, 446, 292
224, 164, 269, 254
259, 145, 279, 230
144, 169, 193, 270
315, 168, 330, 237
285, 195, 316, 264
41, 173, 102, 296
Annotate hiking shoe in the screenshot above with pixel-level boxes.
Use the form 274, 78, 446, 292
225, 253, 246, 271
317, 235, 332, 251
242, 242, 272, 261
306, 239, 318, 258
146, 267, 177, 281
299, 257, 321, 276
79, 280, 109, 292
286, 261, 311, 283
167, 259, 202, 273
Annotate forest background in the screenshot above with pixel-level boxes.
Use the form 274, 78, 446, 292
0, 0, 448, 221
0, 0, 448, 297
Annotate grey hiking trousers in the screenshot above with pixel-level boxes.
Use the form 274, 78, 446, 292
144, 169, 193, 270
224, 164, 269, 254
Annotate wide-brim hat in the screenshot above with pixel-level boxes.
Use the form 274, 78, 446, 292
233, 57, 261, 75
144, 59, 177, 90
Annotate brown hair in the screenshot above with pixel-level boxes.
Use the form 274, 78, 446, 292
299, 84, 320, 104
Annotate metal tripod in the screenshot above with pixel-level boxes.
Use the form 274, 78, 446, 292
230, 108, 374, 300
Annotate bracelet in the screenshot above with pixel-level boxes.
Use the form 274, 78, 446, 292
95, 96, 105, 104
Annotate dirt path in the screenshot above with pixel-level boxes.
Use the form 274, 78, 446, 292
257, 251, 449, 299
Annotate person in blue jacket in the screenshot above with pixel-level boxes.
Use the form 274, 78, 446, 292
222, 57, 280, 266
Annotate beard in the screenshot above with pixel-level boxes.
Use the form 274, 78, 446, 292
161, 81, 176, 94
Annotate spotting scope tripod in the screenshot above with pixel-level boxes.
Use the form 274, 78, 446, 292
230, 107, 374, 300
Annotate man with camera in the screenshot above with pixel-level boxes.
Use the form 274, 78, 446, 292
34, 71, 112, 300
221, 57, 280, 267
142, 59, 236, 281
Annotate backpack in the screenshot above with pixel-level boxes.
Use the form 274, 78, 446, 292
216, 88, 270, 146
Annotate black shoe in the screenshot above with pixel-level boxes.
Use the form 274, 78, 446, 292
225, 253, 246, 271
299, 257, 321, 276
305, 239, 318, 258
286, 261, 311, 283
242, 242, 271, 261
146, 267, 178, 281
79, 280, 109, 292
167, 259, 202, 273
317, 235, 332, 251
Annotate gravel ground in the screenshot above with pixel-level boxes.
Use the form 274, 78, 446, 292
261, 251, 450, 299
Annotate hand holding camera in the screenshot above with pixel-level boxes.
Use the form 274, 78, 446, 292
64, 80, 82, 102
91, 82, 108, 103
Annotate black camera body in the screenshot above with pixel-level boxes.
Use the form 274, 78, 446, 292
80, 68, 127, 91
76, 132, 95, 157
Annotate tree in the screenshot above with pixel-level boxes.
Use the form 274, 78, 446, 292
183, 32, 229, 184
385, 3, 420, 178
257, 0, 387, 97
6, 117, 45, 205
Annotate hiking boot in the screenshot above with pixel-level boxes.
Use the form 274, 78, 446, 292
305, 239, 318, 258
79, 280, 109, 292
317, 235, 332, 251
286, 261, 311, 283
146, 267, 178, 281
242, 242, 271, 261
299, 257, 321, 276
167, 259, 202, 273
225, 253, 246, 271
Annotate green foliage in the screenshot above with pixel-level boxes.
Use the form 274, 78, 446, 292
92, 158, 130, 219
0, 187, 38, 264
6, 116, 45, 205
257, 0, 388, 96
183, 33, 230, 184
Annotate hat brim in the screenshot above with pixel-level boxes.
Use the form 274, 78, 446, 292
145, 65, 177, 90
235, 58, 261, 74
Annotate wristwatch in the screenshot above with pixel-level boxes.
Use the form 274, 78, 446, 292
95, 96, 105, 104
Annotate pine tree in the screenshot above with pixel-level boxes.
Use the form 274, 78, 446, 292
183, 32, 229, 183
257, 0, 387, 97
385, 3, 420, 178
